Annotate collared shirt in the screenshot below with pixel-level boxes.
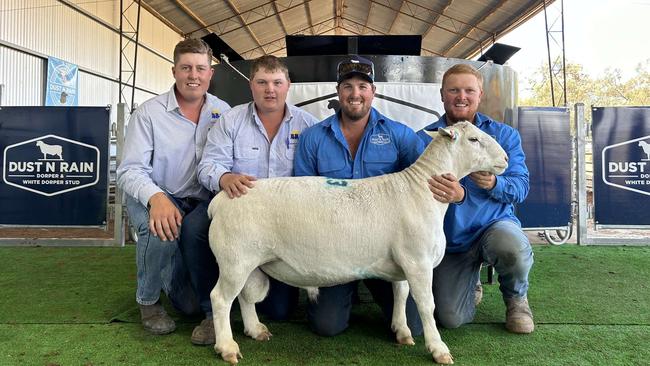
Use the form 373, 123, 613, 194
294, 107, 424, 179
417, 112, 530, 253
198, 102, 319, 193
117, 85, 231, 206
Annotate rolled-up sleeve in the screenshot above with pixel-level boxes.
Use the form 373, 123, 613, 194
198, 114, 235, 193
116, 107, 164, 207
488, 128, 529, 204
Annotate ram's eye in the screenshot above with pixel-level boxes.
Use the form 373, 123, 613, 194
469, 137, 480, 142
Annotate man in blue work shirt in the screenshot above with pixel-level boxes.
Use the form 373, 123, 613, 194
417, 63, 534, 334
182, 55, 319, 345
294, 55, 425, 337
117, 38, 231, 336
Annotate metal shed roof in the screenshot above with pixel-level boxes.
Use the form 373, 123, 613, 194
141, 0, 553, 60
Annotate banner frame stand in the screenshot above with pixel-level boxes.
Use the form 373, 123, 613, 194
576, 103, 650, 246
0, 105, 126, 247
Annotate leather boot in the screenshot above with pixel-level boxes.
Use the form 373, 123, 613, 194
191, 318, 215, 345
505, 297, 534, 334
139, 301, 176, 335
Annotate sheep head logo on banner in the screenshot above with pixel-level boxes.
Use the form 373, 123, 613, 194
2, 134, 100, 197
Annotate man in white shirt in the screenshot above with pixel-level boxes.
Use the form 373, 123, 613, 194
117, 38, 230, 336
181, 55, 318, 345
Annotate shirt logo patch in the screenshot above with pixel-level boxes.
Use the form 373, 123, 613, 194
211, 108, 221, 119
286, 130, 300, 149
370, 133, 391, 145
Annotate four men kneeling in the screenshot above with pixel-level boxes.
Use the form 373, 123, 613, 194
117, 38, 534, 347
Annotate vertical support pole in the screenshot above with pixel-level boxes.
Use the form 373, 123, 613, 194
114, 103, 127, 247
575, 103, 588, 245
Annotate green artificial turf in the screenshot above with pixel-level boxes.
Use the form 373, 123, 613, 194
0, 244, 649, 365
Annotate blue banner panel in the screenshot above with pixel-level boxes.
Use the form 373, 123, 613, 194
592, 106, 650, 225
516, 107, 572, 228
45, 56, 79, 106
0, 107, 109, 225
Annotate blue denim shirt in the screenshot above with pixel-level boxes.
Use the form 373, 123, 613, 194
198, 102, 318, 193
294, 107, 424, 178
417, 112, 530, 253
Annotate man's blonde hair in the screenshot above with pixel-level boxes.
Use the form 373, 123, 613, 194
173, 38, 213, 65
249, 55, 290, 81
442, 64, 484, 90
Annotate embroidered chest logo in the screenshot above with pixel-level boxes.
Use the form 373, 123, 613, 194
211, 108, 222, 119
286, 130, 300, 149
370, 133, 391, 145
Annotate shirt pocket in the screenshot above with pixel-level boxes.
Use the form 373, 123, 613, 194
233, 145, 260, 177
316, 152, 347, 178
363, 144, 399, 176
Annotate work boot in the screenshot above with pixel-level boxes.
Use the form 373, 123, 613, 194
474, 283, 483, 306
139, 302, 176, 335
191, 318, 215, 345
505, 297, 534, 334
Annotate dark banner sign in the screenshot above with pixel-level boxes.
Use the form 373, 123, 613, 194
0, 107, 109, 225
592, 106, 650, 225
516, 107, 572, 228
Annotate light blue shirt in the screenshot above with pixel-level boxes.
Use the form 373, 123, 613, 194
417, 112, 530, 253
198, 102, 318, 193
117, 86, 231, 206
294, 107, 424, 179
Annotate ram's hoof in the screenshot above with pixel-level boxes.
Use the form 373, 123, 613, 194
433, 352, 454, 364
397, 336, 415, 346
222, 352, 241, 365
255, 330, 272, 341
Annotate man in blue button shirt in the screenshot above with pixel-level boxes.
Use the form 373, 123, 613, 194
417, 64, 534, 334
294, 55, 425, 337
182, 55, 319, 345
117, 38, 231, 336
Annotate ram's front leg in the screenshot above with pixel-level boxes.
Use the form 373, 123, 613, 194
404, 268, 453, 364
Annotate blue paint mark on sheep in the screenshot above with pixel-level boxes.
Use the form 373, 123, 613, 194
326, 179, 348, 187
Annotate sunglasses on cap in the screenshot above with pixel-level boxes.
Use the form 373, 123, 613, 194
337, 57, 374, 84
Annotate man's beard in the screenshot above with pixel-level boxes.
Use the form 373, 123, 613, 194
341, 103, 369, 121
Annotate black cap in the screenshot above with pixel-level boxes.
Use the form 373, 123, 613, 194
336, 55, 374, 84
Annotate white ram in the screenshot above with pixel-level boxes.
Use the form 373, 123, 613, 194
207, 121, 508, 364
35, 140, 63, 160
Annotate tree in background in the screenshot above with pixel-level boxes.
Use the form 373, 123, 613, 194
519, 59, 650, 114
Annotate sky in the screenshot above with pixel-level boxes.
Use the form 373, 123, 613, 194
493, 0, 650, 97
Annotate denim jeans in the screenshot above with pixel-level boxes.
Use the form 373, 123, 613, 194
179, 200, 299, 319
433, 220, 533, 328
126, 194, 199, 315
308, 279, 423, 337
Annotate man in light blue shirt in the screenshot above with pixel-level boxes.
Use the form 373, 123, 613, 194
417, 64, 534, 334
117, 38, 230, 336
182, 55, 318, 345
293, 55, 425, 337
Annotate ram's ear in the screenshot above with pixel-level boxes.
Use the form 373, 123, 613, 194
438, 127, 458, 141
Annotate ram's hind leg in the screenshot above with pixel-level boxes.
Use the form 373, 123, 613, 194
391, 281, 415, 345
211, 262, 258, 365
238, 268, 272, 341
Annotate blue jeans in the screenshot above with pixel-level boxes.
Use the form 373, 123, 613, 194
126, 194, 199, 315
308, 279, 423, 337
180, 200, 299, 319
433, 220, 533, 328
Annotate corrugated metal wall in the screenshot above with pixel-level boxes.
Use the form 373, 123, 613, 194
0, 0, 183, 112
0, 46, 45, 106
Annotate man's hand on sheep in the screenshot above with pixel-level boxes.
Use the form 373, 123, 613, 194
147, 192, 182, 241
469, 171, 496, 190
428, 173, 465, 203
219, 173, 257, 199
